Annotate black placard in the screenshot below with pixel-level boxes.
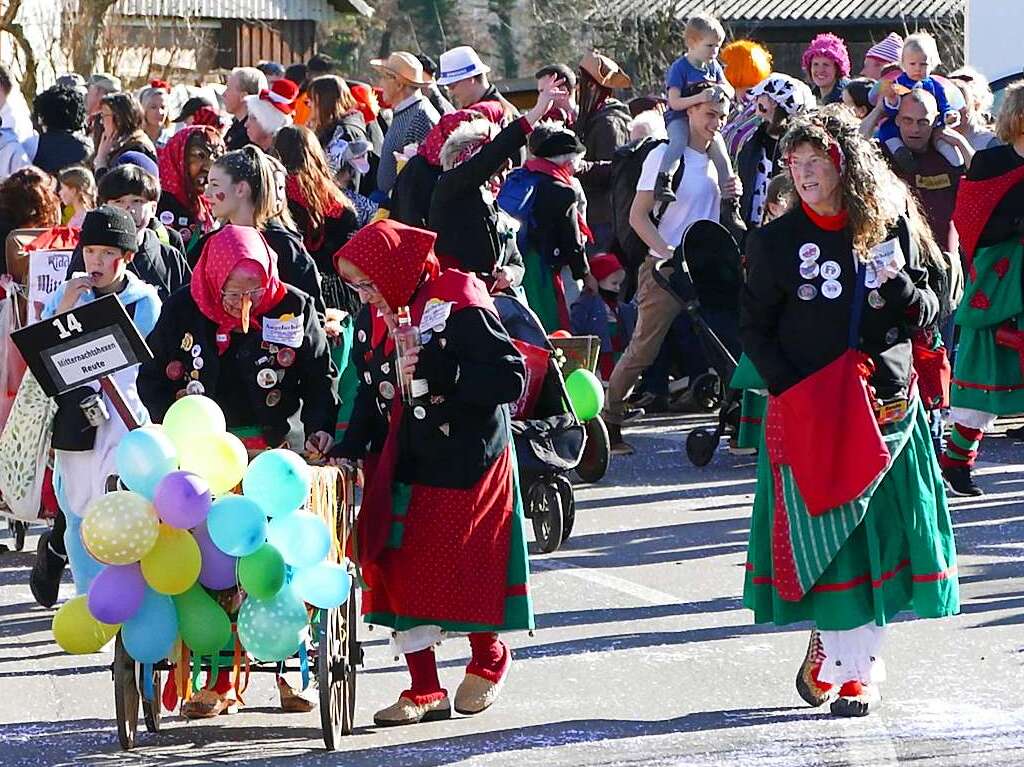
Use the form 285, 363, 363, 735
12, 294, 153, 397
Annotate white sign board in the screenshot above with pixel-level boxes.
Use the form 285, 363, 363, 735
50, 333, 130, 389
27, 249, 72, 324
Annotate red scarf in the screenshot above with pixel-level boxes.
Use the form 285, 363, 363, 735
525, 158, 594, 242
333, 221, 496, 568
953, 163, 1024, 268
158, 126, 221, 233
801, 201, 849, 231
190, 225, 287, 354
418, 110, 481, 167
284, 174, 346, 253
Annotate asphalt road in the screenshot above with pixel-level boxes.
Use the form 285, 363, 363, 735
2, 411, 1024, 766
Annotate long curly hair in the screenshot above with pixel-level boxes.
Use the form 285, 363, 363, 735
0, 166, 62, 230
781, 106, 905, 260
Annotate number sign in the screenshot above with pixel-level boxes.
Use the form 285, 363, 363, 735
11, 294, 153, 397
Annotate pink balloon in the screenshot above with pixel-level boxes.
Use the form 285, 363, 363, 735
87, 563, 146, 624
192, 521, 237, 590
154, 471, 212, 529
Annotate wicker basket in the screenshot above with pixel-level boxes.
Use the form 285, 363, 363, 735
549, 335, 600, 376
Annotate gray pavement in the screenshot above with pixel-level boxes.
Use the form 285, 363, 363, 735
2, 411, 1024, 766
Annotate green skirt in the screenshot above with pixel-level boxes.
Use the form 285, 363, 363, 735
522, 248, 562, 333
331, 317, 359, 440
743, 401, 959, 630
730, 353, 767, 450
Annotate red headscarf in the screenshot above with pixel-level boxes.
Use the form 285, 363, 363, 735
158, 125, 222, 232
190, 224, 288, 354
465, 100, 506, 125
417, 110, 481, 167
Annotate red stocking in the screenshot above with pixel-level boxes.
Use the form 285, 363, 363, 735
467, 632, 510, 683
403, 647, 445, 704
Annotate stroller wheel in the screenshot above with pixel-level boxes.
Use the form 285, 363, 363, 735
553, 475, 575, 543
724, 400, 742, 436
686, 428, 718, 467
529, 480, 564, 554
12, 520, 27, 552
692, 373, 722, 412
576, 416, 610, 483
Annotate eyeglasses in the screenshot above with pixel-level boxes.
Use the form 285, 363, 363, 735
350, 279, 377, 293
783, 155, 832, 174
221, 287, 267, 301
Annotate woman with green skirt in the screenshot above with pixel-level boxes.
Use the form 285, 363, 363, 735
739, 110, 959, 718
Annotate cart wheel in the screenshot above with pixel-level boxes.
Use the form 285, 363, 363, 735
530, 481, 563, 554
576, 417, 610, 484
692, 373, 722, 412
112, 635, 140, 750
686, 428, 718, 468
554, 475, 575, 543
140, 665, 162, 733
12, 521, 27, 552
319, 592, 358, 750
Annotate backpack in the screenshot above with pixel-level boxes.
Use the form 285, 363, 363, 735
497, 168, 542, 255
609, 137, 685, 273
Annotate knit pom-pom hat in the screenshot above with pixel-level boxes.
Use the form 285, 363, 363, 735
802, 33, 851, 78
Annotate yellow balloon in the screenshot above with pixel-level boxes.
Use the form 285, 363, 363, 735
141, 523, 202, 595
52, 595, 120, 654
82, 491, 160, 565
178, 431, 249, 496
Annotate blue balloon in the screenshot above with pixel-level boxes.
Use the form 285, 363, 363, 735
292, 561, 352, 609
237, 584, 308, 662
115, 426, 178, 500
207, 495, 267, 557
64, 510, 103, 594
242, 449, 311, 518
122, 589, 178, 663
266, 510, 330, 567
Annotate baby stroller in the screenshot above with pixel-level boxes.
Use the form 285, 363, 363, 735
651, 220, 743, 467
495, 293, 586, 554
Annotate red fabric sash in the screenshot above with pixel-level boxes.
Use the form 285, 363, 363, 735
953, 164, 1024, 266
767, 349, 889, 516
357, 270, 497, 569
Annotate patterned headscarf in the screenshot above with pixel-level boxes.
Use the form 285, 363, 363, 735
157, 125, 223, 232
417, 110, 481, 167
333, 220, 439, 314
190, 224, 287, 353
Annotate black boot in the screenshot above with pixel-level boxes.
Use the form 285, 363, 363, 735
30, 531, 67, 608
942, 465, 983, 497
607, 422, 635, 456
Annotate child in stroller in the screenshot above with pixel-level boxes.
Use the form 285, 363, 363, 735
494, 293, 586, 554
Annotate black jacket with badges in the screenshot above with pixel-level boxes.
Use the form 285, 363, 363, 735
156, 193, 205, 259
138, 285, 338, 446
334, 300, 525, 489
740, 207, 938, 400
66, 228, 190, 301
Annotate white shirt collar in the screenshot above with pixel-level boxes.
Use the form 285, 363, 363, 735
393, 92, 425, 112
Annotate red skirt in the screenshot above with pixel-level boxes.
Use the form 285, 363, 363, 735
360, 448, 515, 627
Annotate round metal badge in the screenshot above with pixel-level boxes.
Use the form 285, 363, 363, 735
868, 290, 886, 309
265, 389, 282, 407
357, 329, 366, 343
165, 361, 185, 381
257, 369, 277, 389
413, 406, 426, 420
379, 381, 396, 400
799, 243, 821, 261
822, 279, 842, 299
820, 261, 842, 281
276, 348, 296, 368
180, 333, 194, 352
799, 262, 820, 280
185, 380, 205, 395
191, 344, 202, 358
885, 327, 900, 345
193, 357, 204, 370
797, 284, 818, 301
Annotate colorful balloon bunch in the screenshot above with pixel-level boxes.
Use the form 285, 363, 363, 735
51, 395, 353, 667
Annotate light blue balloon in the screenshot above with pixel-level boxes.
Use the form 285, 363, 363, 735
237, 584, 308, 662
292, 561, 352, 609
115, 427, 179, 500
64, 509, 103, 594
122, 589, 178, 663
242, 449, 312, 518
266, 510, 330, 567
207, 495, 268, 557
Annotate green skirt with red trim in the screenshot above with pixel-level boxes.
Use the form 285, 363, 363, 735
362, 445, 534, 634
730, 353, 767, 450
743, 400, 959, 630
951, 238, 1024, 414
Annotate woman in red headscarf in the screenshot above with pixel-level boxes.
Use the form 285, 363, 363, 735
156, 125, 225, 258
330, 220, 531, 728
139, 223, 336, 455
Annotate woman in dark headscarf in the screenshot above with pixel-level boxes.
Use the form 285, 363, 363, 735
330, 220, 531, 727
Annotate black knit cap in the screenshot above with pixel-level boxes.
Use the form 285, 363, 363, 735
79, 205, 138, 253
528, 124, 585, 159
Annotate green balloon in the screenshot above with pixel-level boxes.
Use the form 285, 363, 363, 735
238, 544, 286, 600
173, 583, 232, 656
565, 368, 604, 421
